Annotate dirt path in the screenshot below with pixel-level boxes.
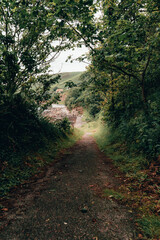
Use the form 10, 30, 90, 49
74, 116, 85, 128
0, 134, 137, 240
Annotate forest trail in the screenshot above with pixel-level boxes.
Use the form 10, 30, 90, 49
0, 134, 137, 240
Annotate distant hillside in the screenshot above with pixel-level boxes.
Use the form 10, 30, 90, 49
52, 72, 83, 90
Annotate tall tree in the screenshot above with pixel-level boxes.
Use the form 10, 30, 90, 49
0, 0, 97, 106
87, 0, 160, 105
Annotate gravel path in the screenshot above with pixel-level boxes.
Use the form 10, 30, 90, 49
0, 134, 137, 240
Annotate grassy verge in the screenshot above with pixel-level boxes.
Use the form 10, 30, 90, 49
81, 120, 160, 240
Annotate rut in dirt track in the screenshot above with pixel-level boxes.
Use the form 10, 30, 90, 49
0, 134, 137, 240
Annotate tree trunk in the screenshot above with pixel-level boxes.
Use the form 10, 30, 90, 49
110, 70, 115, 110
141, 53, 151, 104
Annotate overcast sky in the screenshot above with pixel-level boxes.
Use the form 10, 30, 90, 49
50, 46, 89, 74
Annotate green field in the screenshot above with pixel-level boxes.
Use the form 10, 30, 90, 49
52, 72, 83, 90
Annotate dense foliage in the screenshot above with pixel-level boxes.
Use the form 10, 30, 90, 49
0, 0, 95, 193
1, 0, 159, 171
65, 72, 104, 117
101, 1, 160, 159
0, 0, 95, 151
73, 0, 160, 160
0, 0, 160, 237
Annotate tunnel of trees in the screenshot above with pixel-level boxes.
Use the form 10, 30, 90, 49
0, 0, 160, 192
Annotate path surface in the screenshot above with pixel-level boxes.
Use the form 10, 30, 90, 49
74, 116, 85, 128
0, 134, 137, 240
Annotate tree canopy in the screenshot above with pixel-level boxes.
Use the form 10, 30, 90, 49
65, 0, 160, 158
1, 0, 160, 158
0, 0, 96, 105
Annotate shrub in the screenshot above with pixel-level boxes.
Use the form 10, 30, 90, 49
0, 95, 71, 164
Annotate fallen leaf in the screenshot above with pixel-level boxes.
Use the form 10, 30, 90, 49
138, 234, 143, 238
2, 208, 8, 211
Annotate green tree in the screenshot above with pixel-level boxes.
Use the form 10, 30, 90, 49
84, 1, 158, 97
0, 0, 59, 104
0, 0, 97, 105
71, 0, 160, 157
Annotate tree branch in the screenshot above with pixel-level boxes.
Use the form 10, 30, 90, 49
65, 20, 95, 51
142, 52, 151, 82
110, 63, 140, 81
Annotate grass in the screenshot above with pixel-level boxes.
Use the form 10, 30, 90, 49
93, 123, 147, 174
136, 216, 160, 239
103, 189, 124, 200
79, 110, 102, 133
51, 72, 83, 90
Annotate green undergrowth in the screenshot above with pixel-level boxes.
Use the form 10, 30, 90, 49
0, 126, 82, 199
136, 216, 160, 239
81, 120, 160, 240
0, 96, 83, 199
94, 123, 148, 174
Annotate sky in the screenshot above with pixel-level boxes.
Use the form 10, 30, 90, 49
50, 45, 89, 74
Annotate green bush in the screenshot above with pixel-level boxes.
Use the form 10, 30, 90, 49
0, 95, 73, 197
65, 86, 103, 118
55, 118, 71, 134
0, 95, 71, 164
